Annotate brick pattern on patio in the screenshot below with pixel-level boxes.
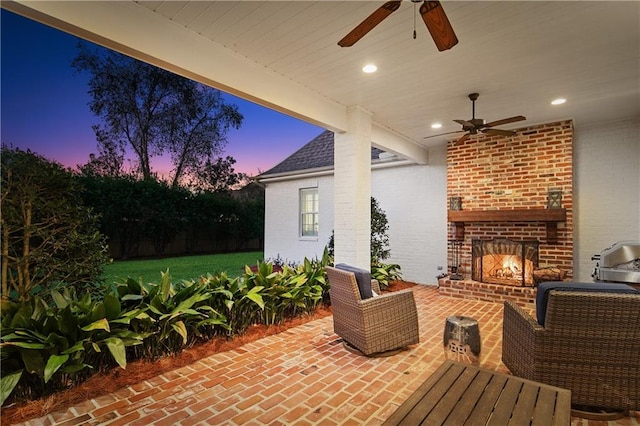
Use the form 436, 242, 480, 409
17, 286, 640, 425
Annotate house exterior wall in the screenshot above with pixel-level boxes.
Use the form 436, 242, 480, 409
262, 146, 448, 284
264, 175, 334, 263
262, 118, 638, 286
371, 147, 448, 284
574, 117, 640, 281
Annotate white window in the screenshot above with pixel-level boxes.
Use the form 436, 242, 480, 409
300, 188, 318, 237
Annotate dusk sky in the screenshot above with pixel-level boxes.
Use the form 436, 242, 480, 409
1, 9, 325, 176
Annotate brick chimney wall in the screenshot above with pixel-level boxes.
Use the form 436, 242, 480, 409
447, 120, 574, 279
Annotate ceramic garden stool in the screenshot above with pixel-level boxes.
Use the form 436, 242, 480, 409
443, 315, 481, 364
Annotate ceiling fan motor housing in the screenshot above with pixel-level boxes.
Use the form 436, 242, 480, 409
469, 118, 486, 128
424, 92, 526, 141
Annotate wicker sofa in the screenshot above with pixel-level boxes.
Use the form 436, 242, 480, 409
502, 281, 640, 411
326, 265, 419, 356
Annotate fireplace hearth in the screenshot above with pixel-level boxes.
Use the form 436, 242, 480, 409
472, 239, 539, 287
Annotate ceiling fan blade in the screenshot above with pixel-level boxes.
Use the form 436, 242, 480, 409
483, 128, 516, 137
457, 133, 470, 144
338, 1, 402, 47
453, 119, 473, 128
424, 129, 465, 139
484, 115, 526, 128
419, 1, 458, 51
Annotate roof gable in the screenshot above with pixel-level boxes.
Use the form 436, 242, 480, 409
260, 130, 384, 177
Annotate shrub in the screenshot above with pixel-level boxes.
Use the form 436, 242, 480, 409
245, 248, 331, 325
0, 253, 331, 406
200, 271, 263, 335
370, 197, 391, 262
371, 262, 403, 289
77, 175, 264, 258
112, 271, 231, 359
0, 288, 147, 404
327, 196, 392, 263
1, 146, 109, 302
325, 197, 402, 286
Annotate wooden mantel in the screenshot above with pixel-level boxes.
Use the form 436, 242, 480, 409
448, 208, 566, 223
448, 208, 567, 242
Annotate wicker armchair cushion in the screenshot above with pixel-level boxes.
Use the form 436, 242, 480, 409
536, 281, 639, 325
335, 263, 373, 299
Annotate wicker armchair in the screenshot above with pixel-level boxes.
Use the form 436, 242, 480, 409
326, 265, 419, 356
502, 283, 640, 411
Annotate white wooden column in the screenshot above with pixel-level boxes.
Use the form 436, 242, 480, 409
333, 106, 372, 270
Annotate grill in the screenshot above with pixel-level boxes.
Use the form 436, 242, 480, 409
592, 240, 640, 284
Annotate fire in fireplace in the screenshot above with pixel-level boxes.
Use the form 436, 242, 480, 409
472, 239, 539, 287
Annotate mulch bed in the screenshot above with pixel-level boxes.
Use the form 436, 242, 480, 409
2, 281, 416, 424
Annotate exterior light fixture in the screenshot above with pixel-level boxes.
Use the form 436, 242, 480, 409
431, 123, 443, 129
551, 98, 566, 105
450, 196, 462, 211
362, 64, 377, 73
548, 189, 562, 209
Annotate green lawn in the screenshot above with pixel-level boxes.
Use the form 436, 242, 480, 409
101, 251, 264, 285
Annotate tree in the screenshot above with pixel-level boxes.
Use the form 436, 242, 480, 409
72, 44, 243, 187
0, 146, 109, 301
190, 156, 247, 193
77, 139, 125, 178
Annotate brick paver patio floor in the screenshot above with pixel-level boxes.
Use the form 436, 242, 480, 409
16, 286, 640, 425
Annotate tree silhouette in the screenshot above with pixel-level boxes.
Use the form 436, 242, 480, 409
73, 44, 243, 187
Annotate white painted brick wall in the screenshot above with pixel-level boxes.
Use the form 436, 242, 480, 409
574, 117, 640, 281
371, 146, 448, 285
263, 119, 638, 285
264, 175, 334, 264
264, 145, 447, 284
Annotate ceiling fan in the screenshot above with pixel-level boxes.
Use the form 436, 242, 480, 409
338, 1, 458, 51
425, 93, 527, 143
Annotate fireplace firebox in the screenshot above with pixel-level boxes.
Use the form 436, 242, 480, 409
472, 239, 539, 287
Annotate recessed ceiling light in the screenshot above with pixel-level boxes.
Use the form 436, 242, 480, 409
362, 64, 377, 73
431, 123, 443, 129
551, 98, 566, 105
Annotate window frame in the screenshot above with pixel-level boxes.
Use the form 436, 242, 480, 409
299, 187, 319, 239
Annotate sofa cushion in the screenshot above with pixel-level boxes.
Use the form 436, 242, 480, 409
536, 281, 640, 326
335, 263, 373, 299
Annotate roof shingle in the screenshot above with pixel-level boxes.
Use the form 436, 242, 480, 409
260, 130, 384, 177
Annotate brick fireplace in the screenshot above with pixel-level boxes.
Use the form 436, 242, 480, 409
439, 120, 574, 306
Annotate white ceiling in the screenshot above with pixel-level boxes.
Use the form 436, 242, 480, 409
7, 1, 639, 151
134, 0, 639, 147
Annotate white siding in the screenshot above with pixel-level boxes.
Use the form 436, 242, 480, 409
574, 117, 640, 281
